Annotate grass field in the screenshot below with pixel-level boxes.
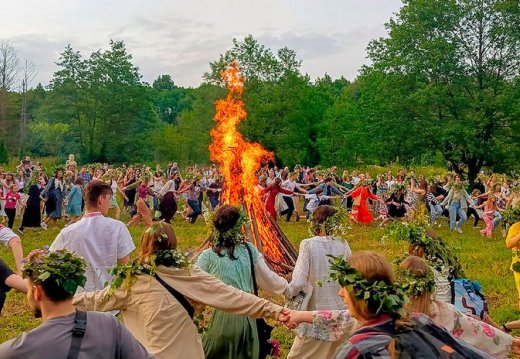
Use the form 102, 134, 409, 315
1, 210, 518, 356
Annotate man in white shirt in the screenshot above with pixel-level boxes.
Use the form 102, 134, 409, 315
50, 180, 135, 292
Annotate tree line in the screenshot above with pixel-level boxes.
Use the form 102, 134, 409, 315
0, 0, 518, 183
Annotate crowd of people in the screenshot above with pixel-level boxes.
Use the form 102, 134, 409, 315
1, 156, 519, 236
0, 156, 520, 359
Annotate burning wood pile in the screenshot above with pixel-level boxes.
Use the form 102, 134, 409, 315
200, 61, 297, 275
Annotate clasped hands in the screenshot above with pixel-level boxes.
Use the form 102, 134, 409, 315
277, 309, 312, 329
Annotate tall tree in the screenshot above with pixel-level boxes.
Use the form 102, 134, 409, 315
364, 0, 520, 181
19, 59, 36, 152
152, 74, 193, 124
42, 41, 158, 162
203, 35, 301, 85
0, 39, 19, 140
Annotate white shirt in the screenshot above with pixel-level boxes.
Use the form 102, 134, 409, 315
0, 225, 18, 246
50, 213, 135, 292
281, 179, 302, 196
286, 236, 352, 338
304, 194, 331, 212
266, 177, 276, 186
385, 180, 396, 190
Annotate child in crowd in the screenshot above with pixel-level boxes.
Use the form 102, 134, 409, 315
5, 185, 24, 229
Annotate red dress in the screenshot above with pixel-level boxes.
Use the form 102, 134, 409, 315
263, 185, 292, 220
350, 186, 379, 224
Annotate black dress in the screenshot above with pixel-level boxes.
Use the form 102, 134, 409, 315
20, 185, 42, 229
386, 193, 407, 218
124, 177, 136, 208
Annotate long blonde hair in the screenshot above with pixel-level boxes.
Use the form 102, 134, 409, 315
138, 222, 177, 264
400, 256, 434, 317
346, 251, 397, 321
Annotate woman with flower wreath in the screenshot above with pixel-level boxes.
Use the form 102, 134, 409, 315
73, 220, 290, 359
126, 176, 154, 227
41, 168, 65, 228
440, 174, 473, 233
284, 205, 352, 359
404, 228, 464, 303
197, 205, 288, 359
18, 170, 44, 234
399, 255, 519, 358
286, 251, 491, 359
261, 177, 294, 221
380, 185, 408, 226
344, 179, 380, 225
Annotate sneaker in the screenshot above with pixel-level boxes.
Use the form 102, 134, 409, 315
455, 228, 462, 234
40, 222, 48, 230
17, 229, 24, 235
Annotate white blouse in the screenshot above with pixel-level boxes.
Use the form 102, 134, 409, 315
286, 236, 352, 338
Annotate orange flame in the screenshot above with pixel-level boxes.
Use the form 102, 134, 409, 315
210, 61, 286, 266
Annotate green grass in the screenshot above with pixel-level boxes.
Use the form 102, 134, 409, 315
1, 212, 518, 357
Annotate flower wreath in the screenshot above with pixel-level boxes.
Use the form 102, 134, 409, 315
393, 257, 436, 298
384, 221, 465, 279
108, 249, 192, 295
22, 247, 87, 296
207, 207, 249, 248
308, 207, 351, 237
328, 255, 407, 318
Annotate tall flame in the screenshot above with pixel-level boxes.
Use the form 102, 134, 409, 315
210, 61, 294, 272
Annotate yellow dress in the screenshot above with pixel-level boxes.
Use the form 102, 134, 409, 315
506, 222, 520, 298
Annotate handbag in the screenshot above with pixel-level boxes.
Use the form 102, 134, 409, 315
285, 283, 313, 311
244, 243, 274, 359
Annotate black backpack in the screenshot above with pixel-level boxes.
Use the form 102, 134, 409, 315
352, 317, 490, 359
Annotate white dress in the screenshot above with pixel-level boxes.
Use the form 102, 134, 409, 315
286, 235, 352, 338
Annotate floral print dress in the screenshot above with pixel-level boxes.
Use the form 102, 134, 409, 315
311, 302, 512, 358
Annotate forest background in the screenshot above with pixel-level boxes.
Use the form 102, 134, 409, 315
0, 0, 518, 184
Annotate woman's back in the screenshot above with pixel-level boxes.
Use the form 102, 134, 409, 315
287, 236, 351, 338
196, 243, 261, 359
197, 243, 257, 293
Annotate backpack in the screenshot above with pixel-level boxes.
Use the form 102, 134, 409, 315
450, 279, 488, 320
352, 316, 489, 359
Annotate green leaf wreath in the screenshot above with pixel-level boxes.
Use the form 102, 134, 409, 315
22, 247, 87, 296
328, 255, 407, 318
108, 249, 192, 296
384, 221, 465, 280
207, 207, 249, 247
393, 258, 436, 298
308, 207, 351, 237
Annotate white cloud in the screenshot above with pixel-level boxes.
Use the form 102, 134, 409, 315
2, 0, 403, 88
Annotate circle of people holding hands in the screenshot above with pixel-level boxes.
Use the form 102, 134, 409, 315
0, 155, 520, 358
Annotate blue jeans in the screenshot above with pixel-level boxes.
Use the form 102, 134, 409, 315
208, 197, 220, 210
449, 202, 467, 230
429, 204, 443, 225
187, 199, 201, 223
493, 211, 502, 228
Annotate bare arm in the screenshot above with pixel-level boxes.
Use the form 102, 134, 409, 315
118, 255, 131, 265
8, 237, 24, 274
5, 273, 26, 293
506, 226, 520, 249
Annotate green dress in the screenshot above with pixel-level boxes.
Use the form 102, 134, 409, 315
197, 243, 260, 359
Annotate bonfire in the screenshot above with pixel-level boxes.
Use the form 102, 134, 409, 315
203, 61, 297, 275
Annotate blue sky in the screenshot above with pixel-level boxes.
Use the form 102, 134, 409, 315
2, 0, 402, 88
